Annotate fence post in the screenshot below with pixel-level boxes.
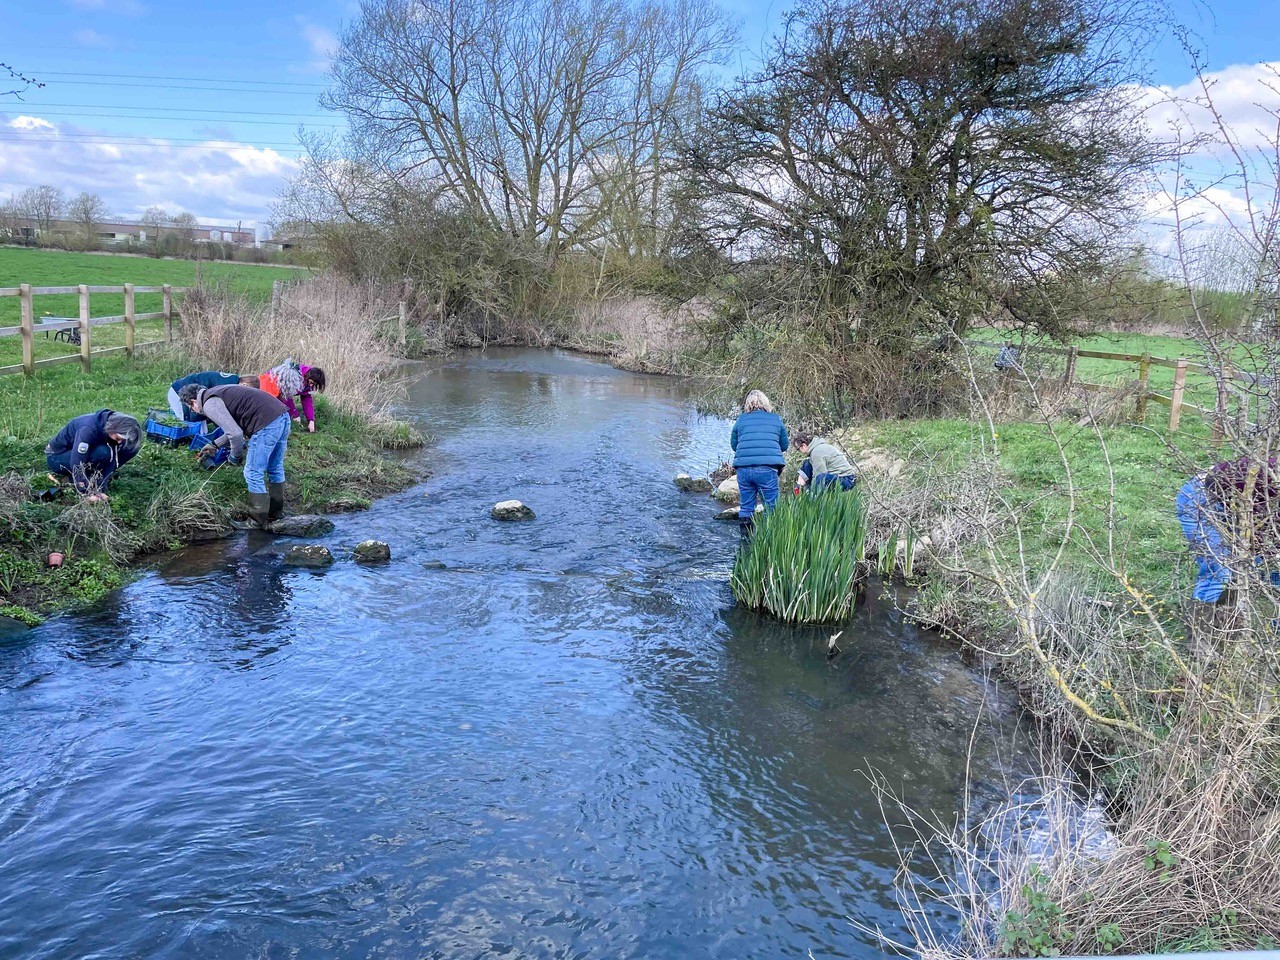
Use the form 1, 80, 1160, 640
1135, 352, 1150, 422
1212, 361, 1232, 448
124, 283, 135, 356
1063, 345, 1078, 387
270, 279, 283, 318
1169, 359, 1187, 432
78, 281, 92, 371
162, 284, 173, 343
19, 283, 34, 376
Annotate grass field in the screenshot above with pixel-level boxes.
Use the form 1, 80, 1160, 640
0, 247, 307, 366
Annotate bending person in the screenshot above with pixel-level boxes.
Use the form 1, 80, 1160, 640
45, 410, 142, 502
794, 432, 858, 492
168, 370, 259, 423
729, 389, 789, 538
180, 383, 291, 528
260, 360, 326, 433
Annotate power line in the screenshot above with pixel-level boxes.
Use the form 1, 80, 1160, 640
9, 110, 344, 127
5, 101, 339, 118
0, 135, 304, 152
34, 71, 328, 89
39, 80, 325, 96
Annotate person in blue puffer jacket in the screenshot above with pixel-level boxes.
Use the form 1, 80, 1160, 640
730, 389, 789, 536
45, 409, 142, 501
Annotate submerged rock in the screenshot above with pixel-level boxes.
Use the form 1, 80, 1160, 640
674, 474, 713, 493
715, 507, 740, 521
267, 515, 336, 537
352, 540, 391, 563
713, 476, 740, 504
423, 559, 448, 569
284, 545, 334, 568
492, 500, 535, 521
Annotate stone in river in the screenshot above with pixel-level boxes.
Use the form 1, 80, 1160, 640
713, 476, 740, 504
715, 507, 740, 521
267, 515, 336, 537
283, 545, 334, 568
492, 500, 535, 521
674, 474, 713, 493
352, 540, 391, 563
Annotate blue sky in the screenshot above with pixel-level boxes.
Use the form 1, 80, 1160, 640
0, 0, 1276, 233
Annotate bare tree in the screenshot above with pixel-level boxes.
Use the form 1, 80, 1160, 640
324, 0, 733, 263
170, 211, 199, 241
140, 205, 170, 248
0, 62, 42, 100
16, 185, 65, 235
66, 192, 109, 249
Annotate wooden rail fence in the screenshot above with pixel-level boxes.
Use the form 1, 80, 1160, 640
0, 282, 185, 377
963, 338, 1260, 440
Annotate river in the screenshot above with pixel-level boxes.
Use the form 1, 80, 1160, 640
0, 349, 1038, 958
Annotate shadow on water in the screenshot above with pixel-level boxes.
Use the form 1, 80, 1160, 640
0, 348, 1039, 959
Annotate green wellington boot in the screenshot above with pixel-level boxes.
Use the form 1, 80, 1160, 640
267, 482, 286, 523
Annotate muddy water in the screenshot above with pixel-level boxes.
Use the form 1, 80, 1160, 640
0, 350, 1036, 958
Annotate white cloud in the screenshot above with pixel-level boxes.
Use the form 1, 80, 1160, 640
9, 116, 57, 132
73, 28, 116, 48
0, 117, 296, 223
67, 0, 147, 14
1137, 61, 1280, 152
293, 17, 339, 74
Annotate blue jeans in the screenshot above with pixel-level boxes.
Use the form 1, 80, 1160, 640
244, 413, 291, 494
737, 465, 780, 519
800, 460, 856, 492
47, 445, 115, 493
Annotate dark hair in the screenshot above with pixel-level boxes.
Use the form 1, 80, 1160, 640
103, 413, 141, 451
178, 384, 202, 408
239, 375, 261, 389
794, 431, 815, 447
304, 367, 326, 393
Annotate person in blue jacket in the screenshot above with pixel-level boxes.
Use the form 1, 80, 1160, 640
168, 370, 258, 422
1177, 455, 1280, 604
45, 409, 142, 501
730, 389, 789, 536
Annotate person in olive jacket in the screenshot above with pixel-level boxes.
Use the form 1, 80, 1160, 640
730, 389, 789, 535
179, 383, 291, 527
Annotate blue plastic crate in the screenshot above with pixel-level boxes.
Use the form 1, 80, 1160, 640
190, 428, 230, 468
145, 416, 202, 445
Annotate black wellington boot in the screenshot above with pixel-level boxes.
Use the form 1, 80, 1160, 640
247, 491, 272, 529
267, 482, 286, 523
738, 515, 755, 546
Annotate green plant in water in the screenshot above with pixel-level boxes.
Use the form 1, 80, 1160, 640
730, 488, 868, 624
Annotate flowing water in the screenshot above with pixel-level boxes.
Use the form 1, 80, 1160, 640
0, 350, 1039, 959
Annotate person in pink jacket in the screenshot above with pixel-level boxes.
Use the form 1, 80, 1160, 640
259, 360, 327, 433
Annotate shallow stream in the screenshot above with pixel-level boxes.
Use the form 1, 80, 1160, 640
0, 349, 1038, 958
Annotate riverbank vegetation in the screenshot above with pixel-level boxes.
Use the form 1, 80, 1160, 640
0, 274, 423, 624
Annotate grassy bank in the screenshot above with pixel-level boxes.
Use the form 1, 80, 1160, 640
0, 351, 419, 624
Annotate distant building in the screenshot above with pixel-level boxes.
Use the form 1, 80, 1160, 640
18, 218, 257, 246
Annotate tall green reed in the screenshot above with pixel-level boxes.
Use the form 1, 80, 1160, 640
730, 487, 869, 624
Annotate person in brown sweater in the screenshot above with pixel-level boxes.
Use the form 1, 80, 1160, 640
179, 383, 291, 527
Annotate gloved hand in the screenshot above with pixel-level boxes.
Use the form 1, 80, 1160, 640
228, 453, 243, 466
196, 443, 216, 464
307, 421, 316, 433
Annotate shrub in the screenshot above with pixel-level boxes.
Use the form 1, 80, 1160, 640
730, 488, 868, 623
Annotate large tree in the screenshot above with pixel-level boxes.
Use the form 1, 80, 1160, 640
66, 191, 109, 248
685, 0, 1161, 340
323, 0, 733, 263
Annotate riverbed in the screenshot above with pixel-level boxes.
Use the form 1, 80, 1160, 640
0, 349, 1037, 958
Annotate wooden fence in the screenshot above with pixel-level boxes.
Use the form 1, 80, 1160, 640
967, 338, 1257, 440
0, 282, 184, 377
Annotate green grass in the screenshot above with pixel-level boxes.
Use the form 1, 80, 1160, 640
731, 488, 869, 623
0, 350, 419, 622
0, 247, 307, 365
857, 415, 1207, 593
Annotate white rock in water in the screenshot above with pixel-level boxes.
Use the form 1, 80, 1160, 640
492, 499, 536, 521
713, 476, 740, 504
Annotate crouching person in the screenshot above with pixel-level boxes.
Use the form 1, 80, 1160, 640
795, 433, 858, 493
180, 383, 291, 527
45, 410, 142, 502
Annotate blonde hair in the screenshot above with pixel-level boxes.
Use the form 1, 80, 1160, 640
743, 389, 773, 413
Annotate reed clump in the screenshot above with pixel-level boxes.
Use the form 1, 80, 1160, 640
730, 489, 869, 623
